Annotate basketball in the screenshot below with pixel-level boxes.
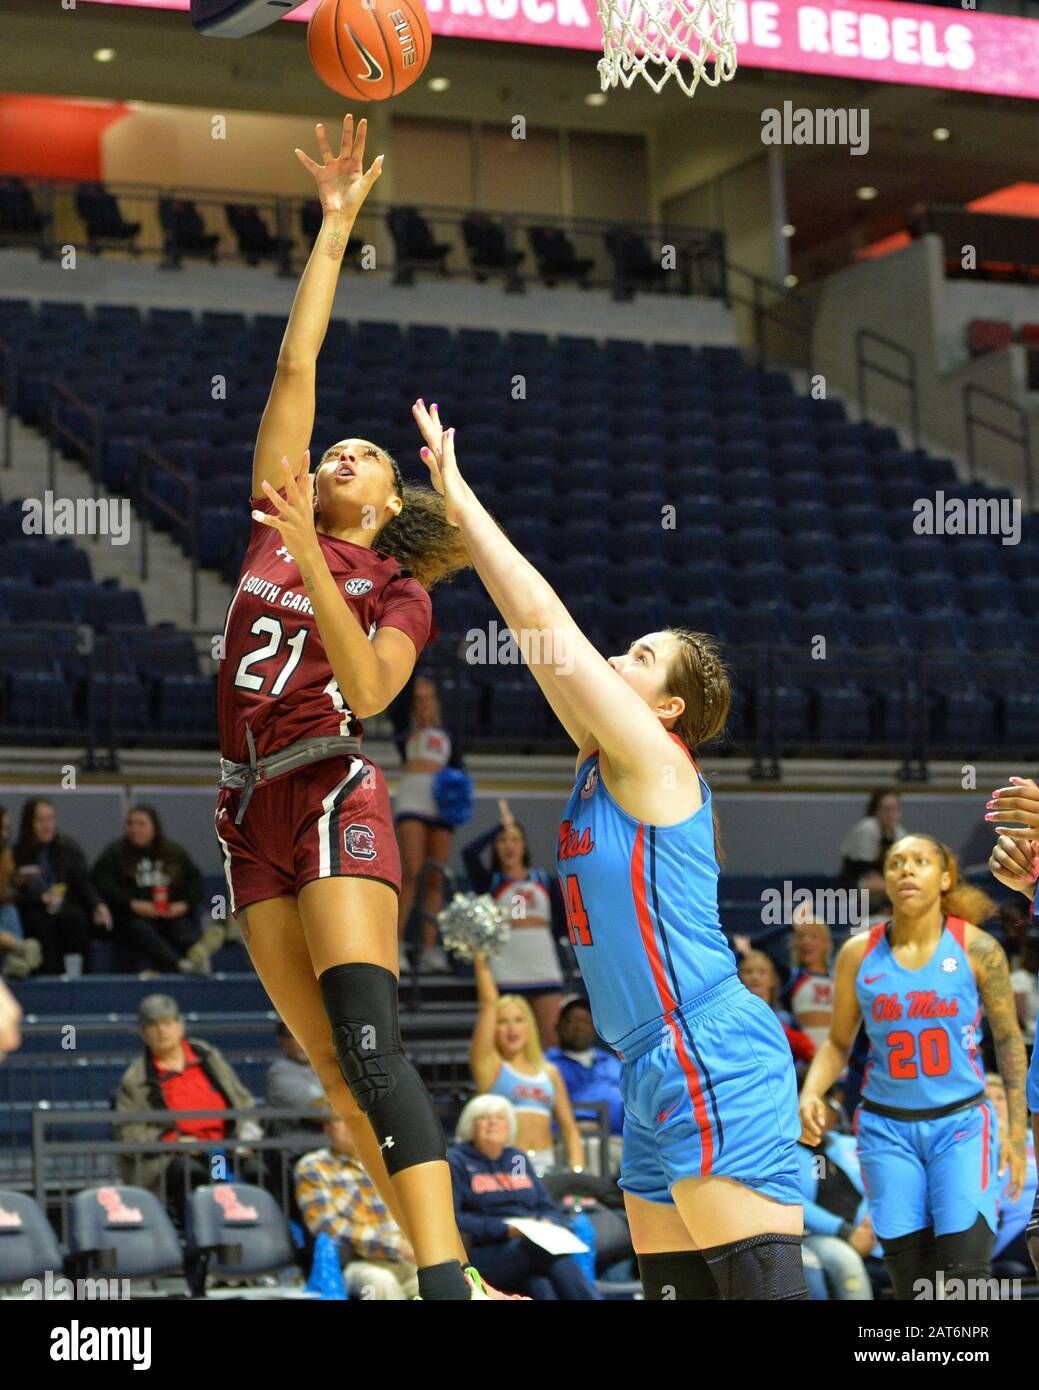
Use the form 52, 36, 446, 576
306, 0, 431, 101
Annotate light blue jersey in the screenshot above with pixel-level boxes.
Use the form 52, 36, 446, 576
555, 736, 736, 1052
555, 736, 801, 1207
856, 917, 984, 1112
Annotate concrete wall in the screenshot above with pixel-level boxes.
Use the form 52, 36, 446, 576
0, 247, 738, 347
812, 235, 1039, 497
2, 784, 993, 884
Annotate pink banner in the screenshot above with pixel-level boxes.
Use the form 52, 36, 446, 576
81, 0, 1039, 101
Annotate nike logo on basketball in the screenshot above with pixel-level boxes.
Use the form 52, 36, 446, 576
864, 974, 885, 984
657, 1103, 679, 1125
379, 1135, 394, 1150
347, 25, 384, 82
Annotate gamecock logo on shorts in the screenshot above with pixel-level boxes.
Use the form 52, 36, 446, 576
344, 577, 374, 596
344, 822, 377, 860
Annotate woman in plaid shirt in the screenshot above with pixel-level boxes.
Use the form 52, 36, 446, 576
295, 1114, 418, 1299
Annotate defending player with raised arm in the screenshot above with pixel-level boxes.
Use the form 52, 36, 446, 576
410, 404, 809, 1302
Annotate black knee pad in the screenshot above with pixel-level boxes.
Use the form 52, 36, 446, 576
700, 1234, 809, 1301
638, 1250, 718, 1300
881, 1225, 936, 1301
319, 962, 446, 1176
933, 1213, 995, 1297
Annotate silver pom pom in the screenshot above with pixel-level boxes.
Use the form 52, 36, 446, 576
437, 892, 511, 961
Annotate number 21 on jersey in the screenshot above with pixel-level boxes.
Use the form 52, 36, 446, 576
560, 873, 593, 947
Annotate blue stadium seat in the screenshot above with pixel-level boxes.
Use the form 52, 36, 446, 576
786, 566, 845, 607
733, 601, 791, 645
719, 469, 773, 504
791, 597, 851, 644
815, 684, 873, 745
842, 607, 903, 649
776, 501, 831, 535
77, 585, 147, 629
725, 498, 774, 532
7, 672, 74, 729
779, 472, 822, 505
843, 569, 897, 608
729, 562, 787, 607
903, 573, 951, 610
156, 674, 215, 733
722, 527, 774, 568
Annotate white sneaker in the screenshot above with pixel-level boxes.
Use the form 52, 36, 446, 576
418, 944, 451, 974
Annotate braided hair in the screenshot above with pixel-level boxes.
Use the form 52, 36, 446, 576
663, 627, 731, 863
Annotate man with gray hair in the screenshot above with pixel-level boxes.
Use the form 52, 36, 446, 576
114, 994, 263, 1209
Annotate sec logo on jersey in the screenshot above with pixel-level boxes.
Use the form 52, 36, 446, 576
344, 577, 373, 596
940, 956, 959, 973
580, 766, 598, 800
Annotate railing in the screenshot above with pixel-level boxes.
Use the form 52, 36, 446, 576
725, 262, 814, 375
856, 329, 920, 450
0, 174, 728, 305
963, 383, 1035, 512
139, 446, 201, 625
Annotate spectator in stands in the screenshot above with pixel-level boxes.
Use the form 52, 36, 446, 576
545, 996, 623, 1176
266, 1018, 328, 1155
0, 805, 40, 979
295, 1113, 418, 1298
93, 806, 204, 976
0, 975, 21, 1060
796, 1087, 880, 1300
839, 788, 905, 911
783, 908, 836, 1051
448, 1095, 601, 1300
470, 950, 585, 1175
12, 797, 112, 974
986, 1072, 1038, 1269
394, 675, 457, 973
738, 950, 816, 1074
113, 994, 263, 1207
462, 799, 566, 1047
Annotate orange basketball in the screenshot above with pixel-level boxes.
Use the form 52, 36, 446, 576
307, 0, 431, 101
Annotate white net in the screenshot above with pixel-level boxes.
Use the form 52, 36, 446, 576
597, 0, 737, 97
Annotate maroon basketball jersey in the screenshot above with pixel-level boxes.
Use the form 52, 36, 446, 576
217, 491, 432, 762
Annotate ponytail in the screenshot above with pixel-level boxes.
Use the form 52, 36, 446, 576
377, 483, 472, 592
664, 628, 731, 866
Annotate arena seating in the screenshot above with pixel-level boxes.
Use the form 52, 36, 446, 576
1, 297, 1035, 756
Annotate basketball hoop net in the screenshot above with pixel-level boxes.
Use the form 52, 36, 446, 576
596, 0, 737, 97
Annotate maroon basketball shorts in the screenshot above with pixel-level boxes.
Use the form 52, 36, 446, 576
214, 754, 401, 914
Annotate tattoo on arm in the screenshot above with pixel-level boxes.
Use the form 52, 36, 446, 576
324, 230, 346, 262
970, 932, 1028, 1139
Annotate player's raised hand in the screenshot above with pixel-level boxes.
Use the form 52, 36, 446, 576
986, 776, 1039, 843
412, 400, 473, 526
988, 834, 1038, 901
798, 1091, 828, 1147
252, 452, 320, 562
294, 115, 384, 218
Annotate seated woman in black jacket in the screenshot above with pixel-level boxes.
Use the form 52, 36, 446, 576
93, 805, 204, 975
12, 797, 111, 974
448, 1094, 601, 1300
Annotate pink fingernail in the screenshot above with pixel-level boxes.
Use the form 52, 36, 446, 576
431, 403, 438, 412
984, 813, 997, 820
417, 398, 424, 407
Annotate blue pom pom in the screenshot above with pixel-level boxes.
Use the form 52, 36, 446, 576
432, 766, 473, 827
